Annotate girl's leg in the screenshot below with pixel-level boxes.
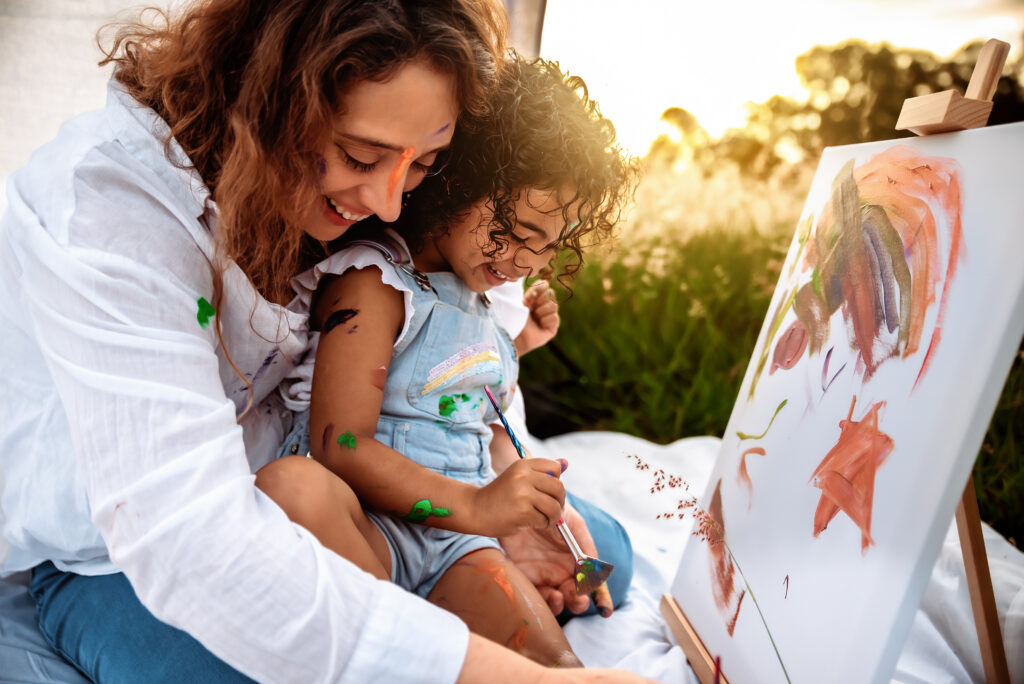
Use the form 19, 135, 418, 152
427, 548, 582, 668
254, 455, 391, 579
29, 562, 255, 683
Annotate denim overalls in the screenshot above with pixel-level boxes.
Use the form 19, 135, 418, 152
279, 234, 519, 596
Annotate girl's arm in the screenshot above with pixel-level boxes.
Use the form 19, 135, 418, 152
309, 266, 566, 537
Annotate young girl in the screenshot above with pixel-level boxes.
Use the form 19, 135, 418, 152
273, 55, 638, 665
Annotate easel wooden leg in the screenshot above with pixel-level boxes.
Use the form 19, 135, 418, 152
660, 594, 729, 684
955, 474, 1010, 684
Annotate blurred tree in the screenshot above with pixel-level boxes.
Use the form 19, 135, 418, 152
649, 38, 1024, 178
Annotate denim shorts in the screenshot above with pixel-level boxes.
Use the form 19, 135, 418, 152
367, 510, 501, 598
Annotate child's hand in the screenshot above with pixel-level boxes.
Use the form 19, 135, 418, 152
514, 280, 559, 356
473, 457, 566, 537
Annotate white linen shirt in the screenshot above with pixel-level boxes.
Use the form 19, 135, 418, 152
0, 81, 469, 683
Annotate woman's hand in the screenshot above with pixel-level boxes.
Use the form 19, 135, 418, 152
514, 280, 560, 356
472, 457, 566, 537
499, 500, 612, 617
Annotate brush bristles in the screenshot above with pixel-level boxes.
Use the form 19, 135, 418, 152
574, 558, 614, 595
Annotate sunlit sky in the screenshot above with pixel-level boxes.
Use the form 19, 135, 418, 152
539, 0, 1024, 155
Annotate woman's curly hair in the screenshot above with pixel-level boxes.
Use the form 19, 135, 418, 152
100, 0, 508, 305
404, 53, 640, 284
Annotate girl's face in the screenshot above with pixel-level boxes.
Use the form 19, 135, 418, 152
418, 187, 574, 293
305, 59, 458, 242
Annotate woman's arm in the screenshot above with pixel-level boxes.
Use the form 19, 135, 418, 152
309, 266, 568, 537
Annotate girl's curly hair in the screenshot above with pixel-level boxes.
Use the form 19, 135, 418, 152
100, 0, 509, 305
404, 53, 639, 284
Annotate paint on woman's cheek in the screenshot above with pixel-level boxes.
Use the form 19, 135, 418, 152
322, 308, 359, 336
432, 123, 451, 136
316, 155, 327, 176
387, 147, 416, 201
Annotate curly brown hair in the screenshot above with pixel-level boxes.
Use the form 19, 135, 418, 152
100, 0, 509, 305
402, 53, 639, 285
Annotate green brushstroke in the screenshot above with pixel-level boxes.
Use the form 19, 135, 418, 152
737, 399, 787, 440
337, 431, 356, 449
403, 499, 452, 522
196, 297, 216, 328
438, 393, 471, 417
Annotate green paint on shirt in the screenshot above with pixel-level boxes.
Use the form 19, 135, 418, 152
403, 499, 452, 522
438, 393, 471, 417
196, 297, 216, 328
337, 431, 357, 449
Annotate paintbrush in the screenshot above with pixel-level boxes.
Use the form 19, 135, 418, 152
484, 386, 614, 596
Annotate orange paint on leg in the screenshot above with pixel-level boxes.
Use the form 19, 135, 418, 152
387, 147, 416, 201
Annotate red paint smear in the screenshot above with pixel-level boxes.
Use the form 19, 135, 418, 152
737, 447, 766, 502
707, 480, 745, 635
810, 396, 894, 553
370, 366, 387, 391
387, 147, 416, 201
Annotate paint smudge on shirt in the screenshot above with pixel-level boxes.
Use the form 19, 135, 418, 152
337, 431, 356, 449
438, 393, 471, 417
422, 342, 501, 394
403, 499, 452, 522
322, 308, 359, 336
810, 395, 893, 552
196, 297, 216, 328
250, 347, 280, 386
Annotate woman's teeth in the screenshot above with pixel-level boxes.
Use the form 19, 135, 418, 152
327, 197, 370, 221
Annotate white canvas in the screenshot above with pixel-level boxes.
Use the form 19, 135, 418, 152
668, 122, 1024, 684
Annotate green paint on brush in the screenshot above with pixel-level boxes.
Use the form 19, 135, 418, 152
196, 297, 216, 328
337, 431, 356, 449
403, 499, 452, 522
438, 393, 471, 417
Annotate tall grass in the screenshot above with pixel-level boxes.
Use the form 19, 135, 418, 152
522, 162, 1023, 546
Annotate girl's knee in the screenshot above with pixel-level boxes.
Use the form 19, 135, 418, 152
255, 456, 360, 523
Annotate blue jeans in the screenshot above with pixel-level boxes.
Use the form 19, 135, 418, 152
25, 495, 631, 680
28, 562, 255, 683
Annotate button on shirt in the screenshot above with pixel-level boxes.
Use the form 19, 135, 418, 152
0, 81, 468, 683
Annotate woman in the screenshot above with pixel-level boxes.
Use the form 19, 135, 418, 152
0, 1, 648, 681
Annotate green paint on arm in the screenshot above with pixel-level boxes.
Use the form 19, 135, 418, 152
737, 399, 788, 440
403, 499, 452, 522
196, 297, 216, 328
337, 431, 356, 449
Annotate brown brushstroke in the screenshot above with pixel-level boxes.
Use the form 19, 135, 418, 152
770, 320, 808, 374
737, 447, 767, 504
810, 396, 894, 553
707, 479, 746, 635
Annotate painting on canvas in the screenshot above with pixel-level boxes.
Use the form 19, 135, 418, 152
668, 122, 1024, 684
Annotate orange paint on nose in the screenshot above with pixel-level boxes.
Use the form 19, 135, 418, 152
388, 147, 417, 201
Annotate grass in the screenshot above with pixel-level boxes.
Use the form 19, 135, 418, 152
521, 162, 1023, 547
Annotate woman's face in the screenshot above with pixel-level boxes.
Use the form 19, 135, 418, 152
419, 187, 574, 293
305, 59, 458, 242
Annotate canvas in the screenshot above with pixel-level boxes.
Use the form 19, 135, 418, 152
668, 122, 1024, 684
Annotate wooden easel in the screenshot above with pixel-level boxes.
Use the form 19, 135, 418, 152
661, 38, 1012, 684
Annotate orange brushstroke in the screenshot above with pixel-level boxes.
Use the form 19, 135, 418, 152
387, 147, 416, 201
810, 396, 894, 553
509, 622, 529, 651
707, 480, 745, 635
737, 447, 766, 504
